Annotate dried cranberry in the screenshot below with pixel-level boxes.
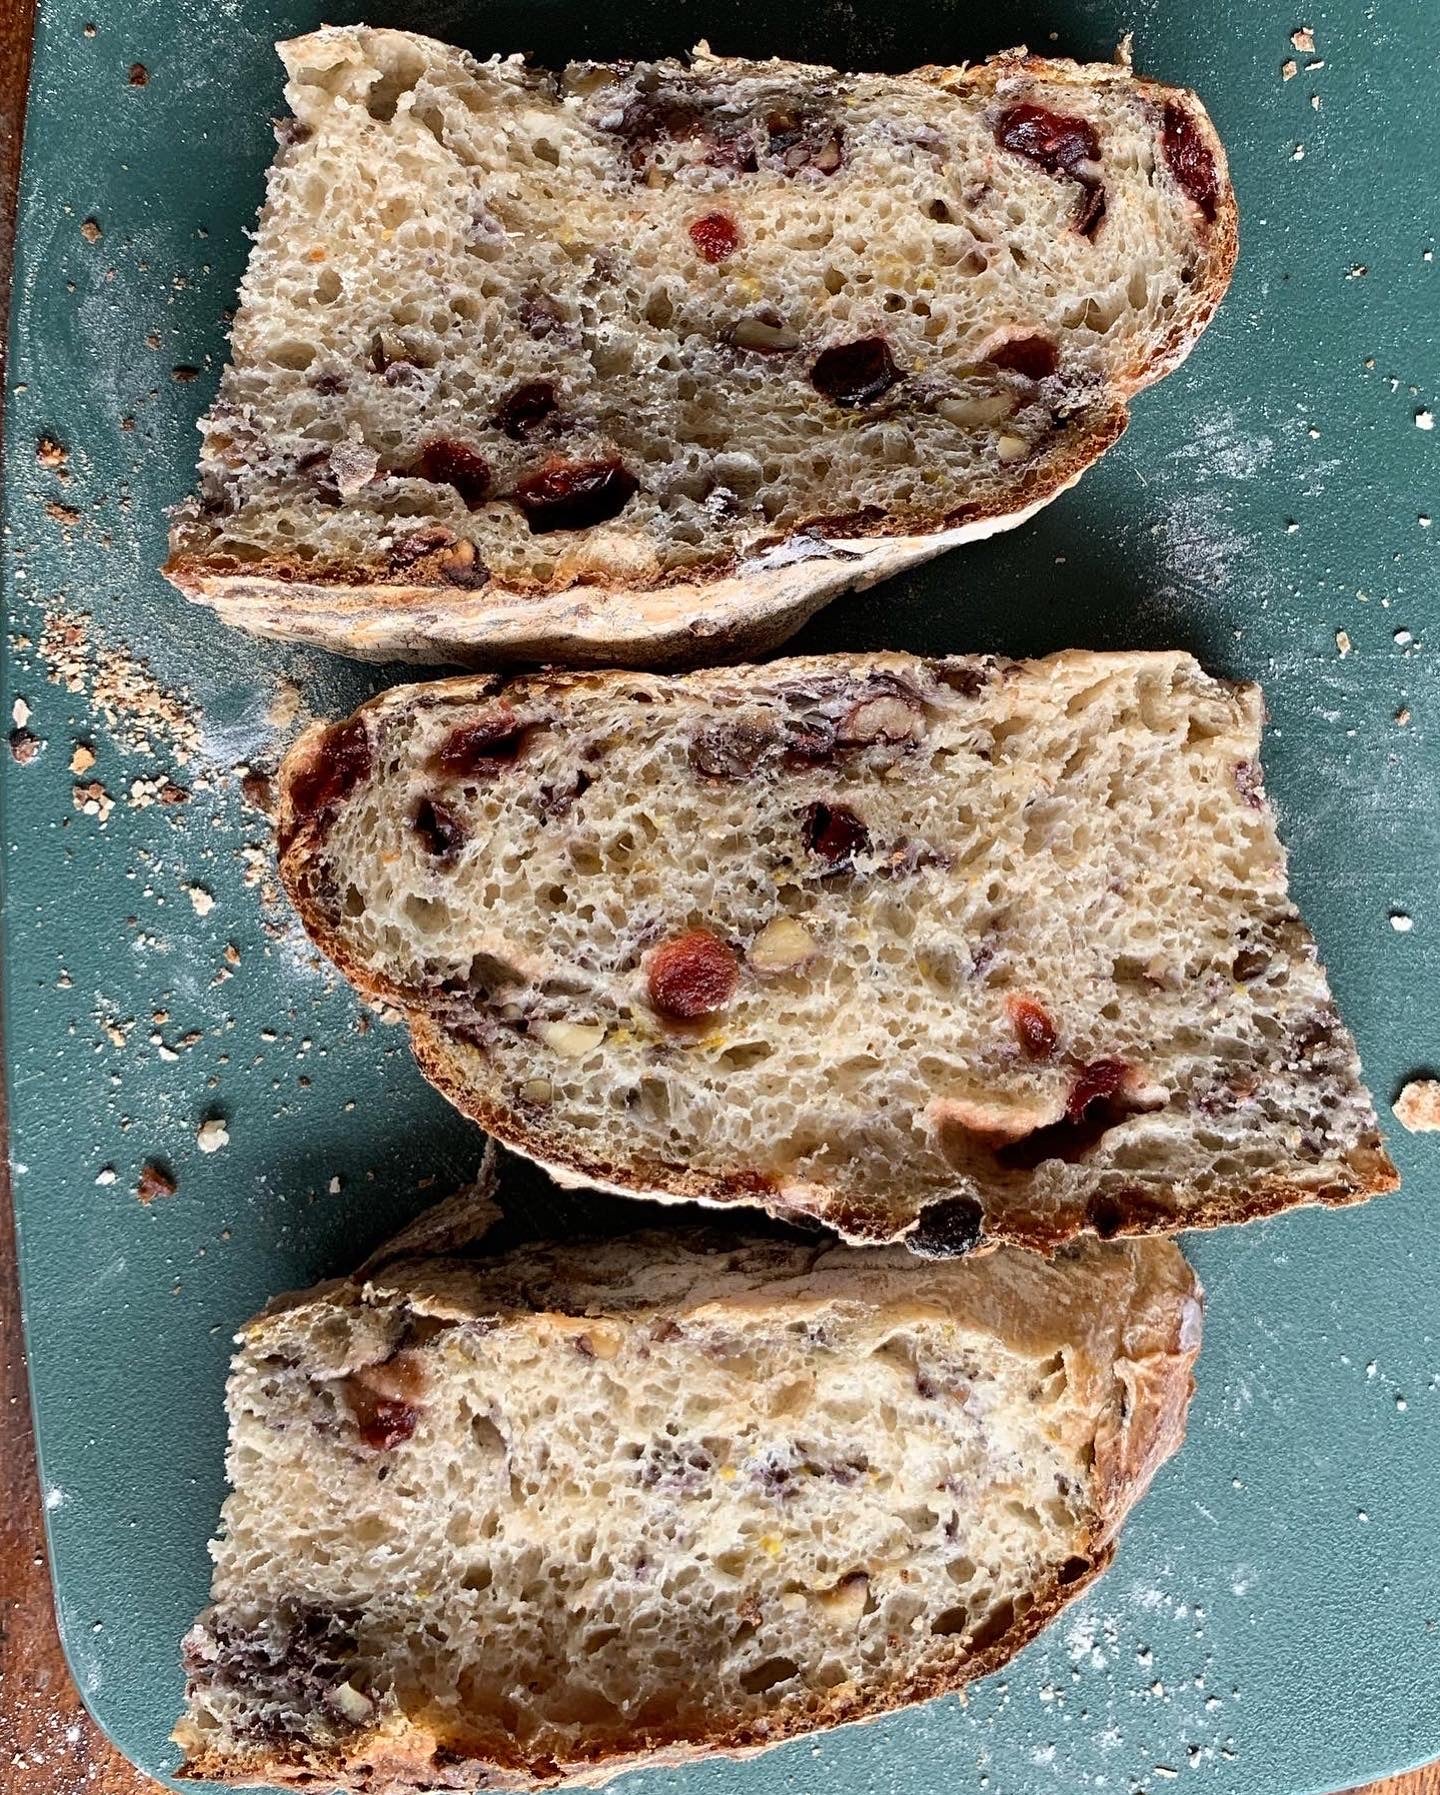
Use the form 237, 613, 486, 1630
342, 1380, 419, 1452
689, 211, 740, 263
907, 1196, 985, 1259
493, 380, 559, 439
432, 708, 526, 779
647, 929, 739, 1020
513, 456, 639, 533
804, 801, 871, 868
994, 101, 1106, 237
285, 717, 372, 842
416, 439, 491, 509
811, 338, 902, 407
1008, 996, 1059, 1061
1066, 1058, 1131, 1124
987, 335, 1060, 381
413, 795, 465, 860
1161, 100, 1219, 221
995, 101, 1100, 179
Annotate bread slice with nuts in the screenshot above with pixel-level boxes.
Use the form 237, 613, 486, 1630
165, 26, 1236, 667
275, 649, 1396, 1251
175, 1213, 1201, 1789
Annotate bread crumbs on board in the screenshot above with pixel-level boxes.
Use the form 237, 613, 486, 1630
1393, 1080, 1440, 1132
36, 608, 201, 763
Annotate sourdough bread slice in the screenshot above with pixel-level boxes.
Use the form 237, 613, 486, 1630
275, 650, 1396, 1250
175, 1222, 1201, 1789
165, 27, 1236, 667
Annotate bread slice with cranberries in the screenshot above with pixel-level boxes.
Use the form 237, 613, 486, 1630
174, 1215, 1200, 1788
165, 27, 1236, 667
275, 649, 1396, 1251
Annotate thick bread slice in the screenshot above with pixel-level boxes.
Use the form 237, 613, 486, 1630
175, 1225, 1201, 1790
165, 28, 1236, 667
275, 650, 1396, 1251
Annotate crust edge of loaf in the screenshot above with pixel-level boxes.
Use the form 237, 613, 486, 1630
173, 1236, 1201, 1790
399, 1017, 1398, 1250
161, 444, 1105, 668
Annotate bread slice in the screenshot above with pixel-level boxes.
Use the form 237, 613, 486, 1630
164, 27, 1236, 667
175, 1218, 1201, 1789
275, 649, 1396, 1250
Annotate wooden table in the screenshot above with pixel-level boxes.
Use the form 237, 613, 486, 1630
0, 3, 1428, 1789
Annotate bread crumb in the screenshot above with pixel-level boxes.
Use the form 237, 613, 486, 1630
73, 779, 114, 821
94, 1166, 117, 1186
1335, 629, 1352, 657
136, 1161, 176, 1203
12, 696, 30, 727
1394, 1080, 1440, 1132
1281, 58, 1297, 79
224, 942, 241, 965
267, 678, 302, 728
189, 885, 216, 917
1390, 912, 1414, 933
1290, 25, 1316, 51
197, 1117, 230, 1153
70, 741, 96, 773
35, 436, 68, 468
80, 217, 102, 242
1396, 707, 1412, 726
1417, 409, 1435, 430
45, 499, 81, 525
128, 61, 148, 85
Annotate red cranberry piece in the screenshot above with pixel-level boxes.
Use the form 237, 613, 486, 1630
987, 335, 1060, 381
493, 380, 559, 439
1066, 1058, 1132, 1124
416, 439, 491, 510
1161, 100, 1219, 221
994, 102, 1106, 237
413, 795, 465, 859
689, 211, 740, 263
811, 337, 902, 407
995, 101, 1100, 179
513, 456, 639, 533
284, 717, 372, 847
342, 1380, 419, 1452
1007, 996, 1059, 1061
804, 801, 871, 868
432, 707, 526, 779
647, 929, 740, 1020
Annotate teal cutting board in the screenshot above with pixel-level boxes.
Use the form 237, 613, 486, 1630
3, 0, 1438, 1790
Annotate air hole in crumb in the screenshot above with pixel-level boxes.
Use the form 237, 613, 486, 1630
739, 1656, 799, 1695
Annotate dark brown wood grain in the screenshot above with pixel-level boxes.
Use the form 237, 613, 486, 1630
0, 2, 1430, 1790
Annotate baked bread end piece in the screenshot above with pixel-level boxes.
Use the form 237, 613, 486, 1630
175, 1228, 1200, 1789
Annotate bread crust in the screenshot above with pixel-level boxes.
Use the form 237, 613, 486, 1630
165, 454, 1097, 670
276, 652, 1397, 1252
165, 32, 1236, 667
176, 1233, 1200, 1790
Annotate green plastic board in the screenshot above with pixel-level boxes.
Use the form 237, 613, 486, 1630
3, 1, 1438, 1790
